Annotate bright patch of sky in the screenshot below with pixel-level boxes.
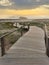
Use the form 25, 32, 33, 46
0, 0, 49, 19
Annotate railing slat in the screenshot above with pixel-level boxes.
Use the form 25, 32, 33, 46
1, 37, 5, 56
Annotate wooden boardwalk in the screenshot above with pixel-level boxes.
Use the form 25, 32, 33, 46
0, 26, 49, 65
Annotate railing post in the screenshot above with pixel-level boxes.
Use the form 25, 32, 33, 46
28, 23, 30, 30
21, 26, 23, 36
44, 24, 49, 57
0, 37, 5, 56
45, 33, 46, 44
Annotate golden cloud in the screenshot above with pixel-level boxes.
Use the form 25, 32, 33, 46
0, 6, 49, 16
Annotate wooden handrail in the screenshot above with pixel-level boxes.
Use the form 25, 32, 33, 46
0, 30, 17, 39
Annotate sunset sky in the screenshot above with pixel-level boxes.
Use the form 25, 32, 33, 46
0, 0, 49, 19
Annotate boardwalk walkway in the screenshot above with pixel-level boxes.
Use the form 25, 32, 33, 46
0, 26, 49, 65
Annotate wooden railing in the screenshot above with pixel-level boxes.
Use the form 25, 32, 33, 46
0, 30, 17, 56
44, 24, 49, 57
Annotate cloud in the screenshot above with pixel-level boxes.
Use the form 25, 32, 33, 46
0, 0, 49, 9
10, 0, 49, 9
36, 0, 40, 2
41, 5, 49, 9
0, 0, 13, 6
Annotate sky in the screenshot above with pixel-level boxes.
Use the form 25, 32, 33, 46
0, 0, 49, 19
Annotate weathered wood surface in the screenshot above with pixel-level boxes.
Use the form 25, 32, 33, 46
0, 26, 49, 65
